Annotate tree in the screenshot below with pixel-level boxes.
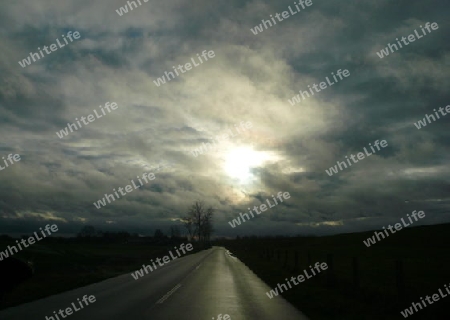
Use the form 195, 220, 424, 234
182, 201, 214, 242
200, 207, 214, 242
183, 216, 194, 240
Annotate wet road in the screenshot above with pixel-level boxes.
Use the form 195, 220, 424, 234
0, 246, 309, 320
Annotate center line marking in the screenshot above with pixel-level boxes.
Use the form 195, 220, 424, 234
156, 283, 182, 304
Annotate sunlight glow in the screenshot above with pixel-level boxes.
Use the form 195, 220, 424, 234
223, 146, 272, 182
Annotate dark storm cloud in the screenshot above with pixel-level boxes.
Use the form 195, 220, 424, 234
0, 0, 448, 237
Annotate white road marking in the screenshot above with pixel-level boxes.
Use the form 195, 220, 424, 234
156, 283, 182, 304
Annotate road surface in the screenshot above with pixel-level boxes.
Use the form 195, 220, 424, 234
0, 246, 309, 320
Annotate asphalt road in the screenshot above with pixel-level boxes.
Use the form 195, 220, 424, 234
0, 246, 309, 320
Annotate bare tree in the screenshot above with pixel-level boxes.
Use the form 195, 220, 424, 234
201, 207, 214, 242
182, 201, 214, 242
183, 214, 194, 240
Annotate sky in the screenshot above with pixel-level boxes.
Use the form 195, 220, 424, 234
0, 0, 449, 237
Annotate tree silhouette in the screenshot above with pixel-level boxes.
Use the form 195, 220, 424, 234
182, 201, 214, 242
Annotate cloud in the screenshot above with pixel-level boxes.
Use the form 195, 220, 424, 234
0, 0, 449, 237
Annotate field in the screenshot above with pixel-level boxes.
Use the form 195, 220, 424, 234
0, 237, 203, 310
2, 223, 449, 319
217, 223, 450, 319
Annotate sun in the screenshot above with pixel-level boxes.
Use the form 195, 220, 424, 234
223, 146, 270, 182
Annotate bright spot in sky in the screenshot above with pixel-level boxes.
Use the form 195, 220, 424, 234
223, 146, 273, 182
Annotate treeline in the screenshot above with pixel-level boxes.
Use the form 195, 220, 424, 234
0, 226, 187, 245
74, 225, 188, 244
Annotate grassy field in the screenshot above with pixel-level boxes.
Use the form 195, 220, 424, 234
216, 223, 450, 319
0, 238, 203, 310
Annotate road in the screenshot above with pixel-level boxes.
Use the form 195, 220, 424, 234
0, 246, 309, 320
